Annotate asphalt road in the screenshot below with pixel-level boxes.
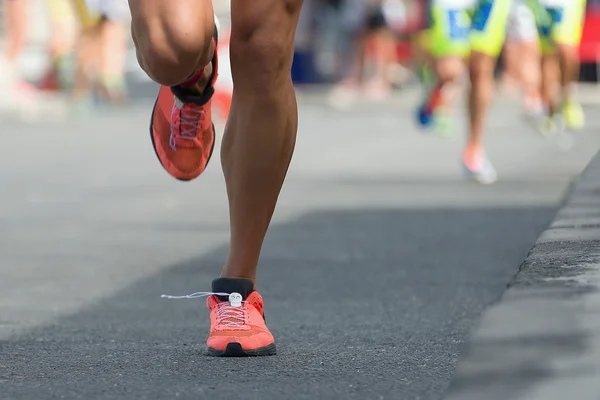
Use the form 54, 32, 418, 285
1, 88, 599, 399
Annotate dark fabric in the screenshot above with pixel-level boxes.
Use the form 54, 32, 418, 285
212, 278, 255, 301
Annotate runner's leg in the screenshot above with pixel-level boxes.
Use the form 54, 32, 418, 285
466, 0, 512, 183
130, 0, 302, 356
3, 0, 28, 65
97, 0, 129, 102
553, 0, 586, 129
536, 0, 585, 129
220, 0, 302, 282
416, 1, 470, 134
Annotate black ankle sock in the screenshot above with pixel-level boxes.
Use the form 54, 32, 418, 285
212, 277, 254, 301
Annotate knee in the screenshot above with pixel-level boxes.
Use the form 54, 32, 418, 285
557, 43, 578, 61
132, 9, 214, 86
436, 57, 464, 83
230, 0, 302, 91
469, 53, 495, 83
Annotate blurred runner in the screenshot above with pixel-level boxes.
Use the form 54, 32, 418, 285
414, 0, 509, 184
533, 0, 586, 134
415, 0, 473, 136
39, 0, 77, 92
363, 0, 403, 99
328, 0, 400, 107
465, 0, 515, 184
1, 0, 38, 101
70, 0, 129, 112
504, 0, 544, 119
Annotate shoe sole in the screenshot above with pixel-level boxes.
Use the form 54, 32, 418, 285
207, 342, 277, 357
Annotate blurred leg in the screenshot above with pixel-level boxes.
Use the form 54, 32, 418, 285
551, 0, 585, 104
363, 5, 395, 97
465, 0, 512, 183
468, 51, 496, 150
371, 28, 397, 89
518, 40, 542, 112
41, 0, 76, 91
72, 26, 100, 102
417, 3, 469, 135
4, 0, 28, 65
500, 38, 520, 92
556, 43, 580, 99
70, 0, 103, 104
98, 17, 128, 101
540, 53, 560, 113
538, 0, 585, 129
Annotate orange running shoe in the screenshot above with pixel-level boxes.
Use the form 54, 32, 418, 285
161, 278, 276, 356
149, 33, 219, 181
207, 278, 276, 357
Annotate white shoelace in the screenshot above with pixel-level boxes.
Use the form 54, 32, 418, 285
161, 291, 247, 327
169, 97, 206, 150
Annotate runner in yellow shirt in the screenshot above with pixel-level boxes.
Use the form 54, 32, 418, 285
415, 0, 474, 135
463, 0, 513, 184
416, 0, 510, 184
532, 0, 586, 134
39, 0, 77, 92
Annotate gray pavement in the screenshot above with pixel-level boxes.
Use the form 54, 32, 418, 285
1, 91, 599, 399
444, 153, 600, 400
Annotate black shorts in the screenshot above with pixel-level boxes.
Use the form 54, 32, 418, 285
365, 6, 388, 31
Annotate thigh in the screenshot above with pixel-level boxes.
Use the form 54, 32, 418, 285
470, 0, 513, 57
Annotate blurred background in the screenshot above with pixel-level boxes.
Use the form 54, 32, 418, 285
1, 0, 600, 114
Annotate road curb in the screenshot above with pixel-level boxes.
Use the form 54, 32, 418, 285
444, 152, 600, 400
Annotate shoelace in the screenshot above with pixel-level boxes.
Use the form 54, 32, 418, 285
169, 98, 206, 151
161, 291, 248, 327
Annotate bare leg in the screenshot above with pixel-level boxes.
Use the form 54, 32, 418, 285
47, 10, 75, 62
500, 38, 520, 93
127, 0, 301, 285
371, 28, 396, 87
3, 0, 28, 65
518, 40, 542, 112
541, 53, 560, 113
72, 27, 100, 102
554, 42, 584, 129
98, 17, 128, 100
220, 0, 303, 283
556, 44, 580, 102
434, 56, 465, 108
468, 51, 496, 151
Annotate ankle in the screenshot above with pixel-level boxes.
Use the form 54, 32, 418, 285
220, 272, 256, 286
464, 145, 484, 168
193, 63, 213, 93
465, 142, 483, 157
